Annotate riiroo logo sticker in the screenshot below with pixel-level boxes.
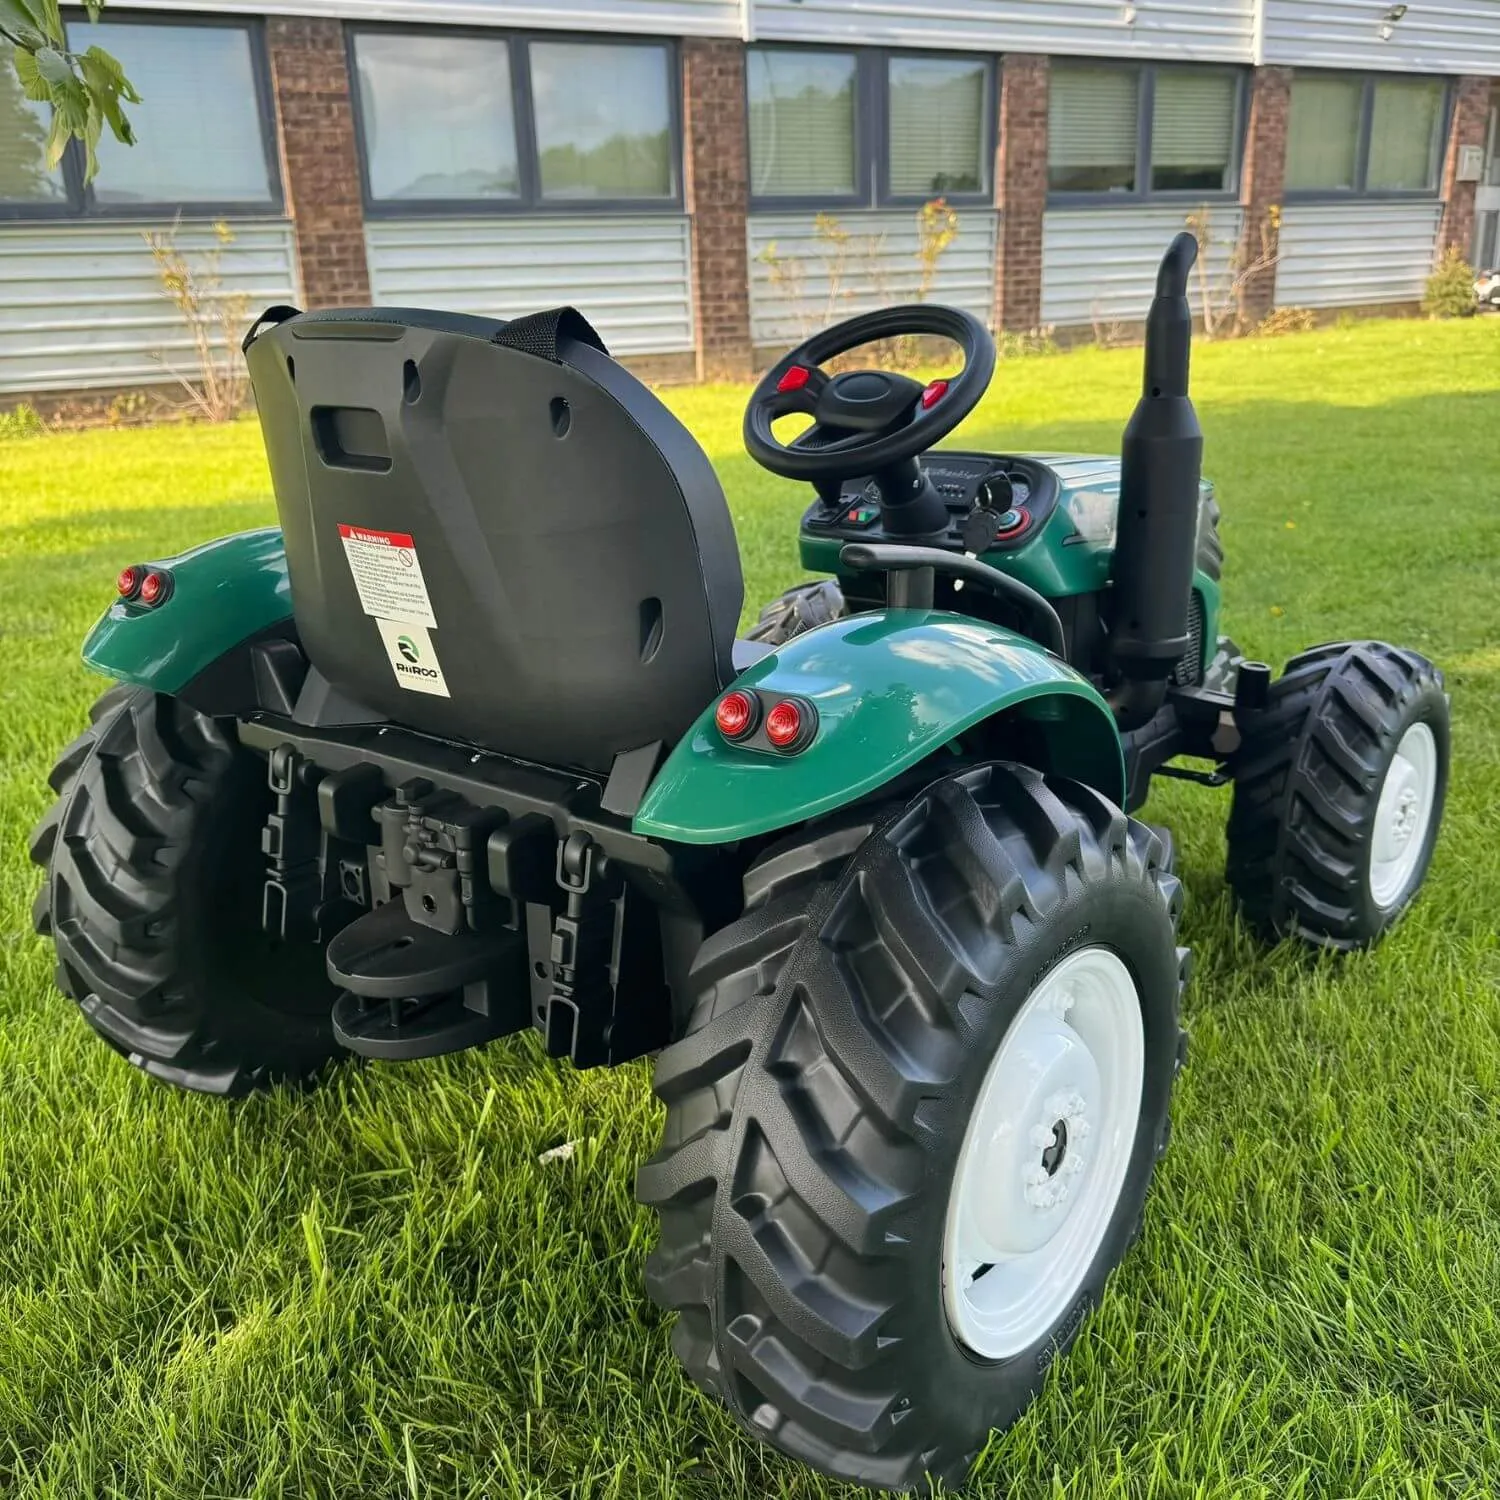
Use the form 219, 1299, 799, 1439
376, 619, 450, 697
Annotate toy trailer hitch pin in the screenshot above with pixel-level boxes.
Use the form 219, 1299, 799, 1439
544, 832, 622, 1067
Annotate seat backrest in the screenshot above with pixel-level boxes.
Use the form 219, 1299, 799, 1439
245, 306, 743, 775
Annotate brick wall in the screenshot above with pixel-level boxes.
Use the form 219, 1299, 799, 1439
266, 18, 371, 308
682, 39, 753, 380
1439, 75, 1495, 261
1238, 66, 1291, 326
994, 54, 1048, 333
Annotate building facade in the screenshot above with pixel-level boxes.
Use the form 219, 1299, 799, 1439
1, 0, 1496, 398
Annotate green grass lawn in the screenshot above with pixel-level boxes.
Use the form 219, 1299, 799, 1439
2, 316, 1499, 1499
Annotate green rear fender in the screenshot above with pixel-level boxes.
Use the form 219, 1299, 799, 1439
633, 611, 1125, 845
82, 527, 293, 695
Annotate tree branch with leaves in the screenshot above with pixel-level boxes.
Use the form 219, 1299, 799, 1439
1, 0, 138, 182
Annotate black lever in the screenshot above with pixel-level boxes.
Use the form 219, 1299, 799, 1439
840, 543, 1068, 660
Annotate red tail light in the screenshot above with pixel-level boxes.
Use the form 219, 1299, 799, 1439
715, 690, 758, 740
764, 699, 807, 750
138, 569, 174, 607
116, 566, 142, 599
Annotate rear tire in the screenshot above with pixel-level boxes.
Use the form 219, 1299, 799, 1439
638, 764, 1188, 1492
1226, 642, 1449, 950
744, 578, 847, 646
29, 686, 341, 1095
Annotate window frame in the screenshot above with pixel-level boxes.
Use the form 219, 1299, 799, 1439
0, 11, 283, 224
347, 24, 684, 218
746, 43, 997, 212
1046, 60, 1248, 208
1283, 69, 1452, 202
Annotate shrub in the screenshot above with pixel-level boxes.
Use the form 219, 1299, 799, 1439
997, 327, 1059, 359
0, 403, 46, 440
1257, 306, 1318, 337
143, 218, 251, 420
1423, 248, 1478, 319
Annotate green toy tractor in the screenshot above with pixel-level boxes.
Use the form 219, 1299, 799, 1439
30, 234, 1448, 1492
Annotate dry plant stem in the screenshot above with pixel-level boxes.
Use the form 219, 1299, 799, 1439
143, 216, 252, 421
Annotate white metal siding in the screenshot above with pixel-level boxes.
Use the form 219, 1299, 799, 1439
1042, 204, 1242, 327
752, 0, 1255, 61
747, 209, 997, 346
113, 0, 743, 36
1275, 200, 1442, 307
364, 216, 695, 354
0, 219, 297, 397
1260, 0, 1500, 75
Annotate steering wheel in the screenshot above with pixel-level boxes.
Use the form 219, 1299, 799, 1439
744, 305, 996, 489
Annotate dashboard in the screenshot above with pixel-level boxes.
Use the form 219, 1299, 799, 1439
801, 452, 1062, 555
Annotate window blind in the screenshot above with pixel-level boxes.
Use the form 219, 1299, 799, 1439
1285, 75, 1361, 191
1367, 78, 1442, 192
888, 57, 986, 197
79, 22, 272, 204
1049, 66, 1138, 192
1152, 71, 1236, 171
749, 50, 857, 198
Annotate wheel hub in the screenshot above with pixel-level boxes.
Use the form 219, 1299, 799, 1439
1024, 1092, 1089, 1211
1368, 721, 1439, 910
1040, 1117, 1069, 1177
942, 946, 1145, 1360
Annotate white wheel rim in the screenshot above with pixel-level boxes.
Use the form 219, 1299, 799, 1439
1368, 720, 1439, 911
941, 946, 1145, 1361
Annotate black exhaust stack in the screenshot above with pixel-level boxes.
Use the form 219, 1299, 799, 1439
1106, 231, 1204, 731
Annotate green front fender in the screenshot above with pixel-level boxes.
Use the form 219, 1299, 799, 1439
82, 527, 292, 694
633, 611, 1125, 845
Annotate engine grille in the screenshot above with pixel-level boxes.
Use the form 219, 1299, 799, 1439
1170, 590, 1205, 687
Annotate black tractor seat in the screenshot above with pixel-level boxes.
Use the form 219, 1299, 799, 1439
245, 305, 748, 776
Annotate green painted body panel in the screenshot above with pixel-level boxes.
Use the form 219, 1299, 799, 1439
633, 610, 1124, 845
82, 528, 292, 694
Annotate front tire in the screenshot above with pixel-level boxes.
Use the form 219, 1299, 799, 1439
29, 686, 341, 1095
1226, 642, 1449, 950
638, 764, 1188, 1492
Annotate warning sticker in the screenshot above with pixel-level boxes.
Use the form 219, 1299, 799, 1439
338, 524, 437, 628
376, 619, 450, 698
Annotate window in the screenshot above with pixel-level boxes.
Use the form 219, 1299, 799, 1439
357, 34, 518, 201
1366, 78, 1443, 191
1285, 74, 1361, 190
1151, 69, 1239, 192
1286, 71, 1447, 196
351, 31, 679, 211
1049, 65, 1138, 193
88, 22, 272, 204
747, 46, 992, 206
0, 42, 66, 206
531, 43, 673, 200
0, 21, 279, 218
887, 56, 988, 196
1049, 62, 1242, 199
748, 50, 857, 198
